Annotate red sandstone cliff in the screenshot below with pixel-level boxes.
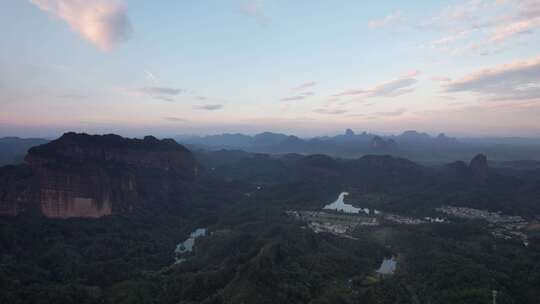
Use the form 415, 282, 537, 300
0, 133, 198, 218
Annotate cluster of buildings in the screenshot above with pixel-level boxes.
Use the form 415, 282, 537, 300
288, 200, 534, 247
382, 214, 427, 225
286, 208, 447, 236
437, 206, 526, 226
436, 206, 530, 245
286, 210, 378, 236
287, 203, 454, 236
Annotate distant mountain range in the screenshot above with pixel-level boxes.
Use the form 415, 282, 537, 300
0, 137, 49, 165
177, 130, 540, 163
2, 130, 540, 166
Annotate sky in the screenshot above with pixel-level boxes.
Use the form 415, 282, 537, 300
1, 0, 540, 138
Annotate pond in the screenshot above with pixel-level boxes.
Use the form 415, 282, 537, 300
376, 256, 397, 275
324, 192, 377, 215
175, 228, 206, 263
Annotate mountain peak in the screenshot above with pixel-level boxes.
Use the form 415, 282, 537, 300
469, 154, 488, 179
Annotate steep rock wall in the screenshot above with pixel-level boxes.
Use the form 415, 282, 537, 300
0, 133, 197, 218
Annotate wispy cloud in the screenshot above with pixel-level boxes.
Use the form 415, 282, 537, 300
280, 95, 305, 102
239, 0, 269, 25
280, 91, 315, 102
30, 0, 132, 51
334, 71, 419, 98
489, 18, 540, 43
369, 78, 417, 97
368, 11, 402, 29
292, 81, 317, 90
139, 87, 182, 101
347, 113, 366, 117
333, 89, 368, 97
164, 117, 186, 122
423, 0, 540, 55
313, 108, 347, 115
193, 104, 224, 111
445, 54, 540, 101
374, 108, 408, 117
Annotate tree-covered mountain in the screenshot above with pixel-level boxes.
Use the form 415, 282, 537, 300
1, 133, 540, 303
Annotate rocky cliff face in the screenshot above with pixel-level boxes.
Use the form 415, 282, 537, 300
0, 133, 198, 218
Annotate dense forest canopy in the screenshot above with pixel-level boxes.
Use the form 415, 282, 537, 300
1, 133, 540, 303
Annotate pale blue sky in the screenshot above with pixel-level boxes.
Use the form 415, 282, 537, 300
1, 0, 540, 137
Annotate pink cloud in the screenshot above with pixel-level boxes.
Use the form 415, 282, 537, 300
489, 19, 539, 43
30, 0, 132, 51
424, 0, 540, 55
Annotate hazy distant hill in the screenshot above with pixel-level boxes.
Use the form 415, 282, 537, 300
0, 137, 49, 165
177, 130, 540, 163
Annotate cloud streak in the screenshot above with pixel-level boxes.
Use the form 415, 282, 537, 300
423, 0, 540, 55
193, 104, 224, 111
445, 55, 540, 101
280, 91, 315, 102
374, 108, 408, 117
333, 89, 368, 97
292, 81, 317, 90
313, 108, 347, 115
369, 78, 417, 97
164, 117, 186, 122
280, 95, 305, 102
139, 87, 182, 102
334, 71, 419, 98
30, 0, 132, 51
